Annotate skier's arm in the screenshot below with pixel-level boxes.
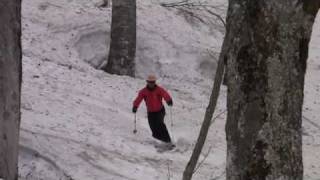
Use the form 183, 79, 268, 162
133, 91, 144, 112
160, 87, 173, 106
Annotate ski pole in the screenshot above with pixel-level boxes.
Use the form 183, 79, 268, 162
169, 106, 174, 141
133, 114, 137, 134
170, 106, 173, 127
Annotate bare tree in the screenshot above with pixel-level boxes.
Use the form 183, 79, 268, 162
183, 48, 226, 180
161, 0, 226, 30
0, 0, 22, 179
223, 0, 319, 179
101, 0, 136, 77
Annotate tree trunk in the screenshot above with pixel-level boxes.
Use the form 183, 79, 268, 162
224, 1, 319, 180
102, 0, 136, 77
0, 0, 22, 180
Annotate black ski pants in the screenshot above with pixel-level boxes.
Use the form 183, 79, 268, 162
147, 107, 171, 143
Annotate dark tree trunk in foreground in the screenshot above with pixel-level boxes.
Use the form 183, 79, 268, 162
102, 0, 136, 77
224, 0, 319, 180
0, 0, 22, 179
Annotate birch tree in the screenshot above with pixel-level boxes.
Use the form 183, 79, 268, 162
0, 0, 22, 179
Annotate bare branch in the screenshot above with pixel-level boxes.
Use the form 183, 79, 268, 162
160, 0, 226, 28
203, 7, 226, 27
178, 8, 208, 24
210, 110, 227, 125
160, 0, 191, 7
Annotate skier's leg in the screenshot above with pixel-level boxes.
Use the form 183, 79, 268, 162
158, 108, 172, 143
148, 112, 162, 140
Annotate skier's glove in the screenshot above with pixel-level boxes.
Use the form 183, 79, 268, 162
167, 100, 173, 106
132, 107, 137, 113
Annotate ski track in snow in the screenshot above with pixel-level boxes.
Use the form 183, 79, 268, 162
20, 0, 320, 179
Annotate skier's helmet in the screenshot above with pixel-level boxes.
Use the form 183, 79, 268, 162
147, 75, 157, 82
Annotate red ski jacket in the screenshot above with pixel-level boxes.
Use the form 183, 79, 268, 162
133, 85, 172, 112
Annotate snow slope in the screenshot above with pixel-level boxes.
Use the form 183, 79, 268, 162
302, 13, 320, 180
19, 0, 320, 179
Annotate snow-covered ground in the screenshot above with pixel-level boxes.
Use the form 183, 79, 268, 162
19, 0, 320, 179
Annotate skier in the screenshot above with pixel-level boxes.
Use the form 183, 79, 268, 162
132, 75, 175, 150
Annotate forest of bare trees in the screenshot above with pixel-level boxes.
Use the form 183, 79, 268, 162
1, 0, 319, 179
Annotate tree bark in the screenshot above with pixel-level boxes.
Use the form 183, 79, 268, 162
0, 0, 22, 180
224, 0, 319, 180
102, 0, 136, 77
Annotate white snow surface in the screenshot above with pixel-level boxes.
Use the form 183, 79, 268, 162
19, 0, 320, 179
